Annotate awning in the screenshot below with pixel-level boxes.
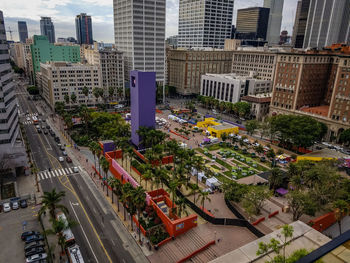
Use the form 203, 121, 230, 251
276, 188, 288, 196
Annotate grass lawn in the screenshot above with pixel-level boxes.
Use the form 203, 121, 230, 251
214, 173, 232, 184
216, 158, 233, 170
211, 164, 222, 170
205, 144, 222, 151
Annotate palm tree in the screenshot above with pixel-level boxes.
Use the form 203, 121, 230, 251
89, 141, 100, 169
175, 197, 188, 217
132, 186, 146, 242
193, 155, 204, 185
64, 94, 70, 109
96, 147, 102, 176
197, 190, 211, 210
45, 217, 78, 254
71, 93, 77, 105
143, 168, 153, 190
82, 86, 89, 105
39, 189, 68, 220
107, 177, 116, 203
169, 179, 180, 214
100, 156, 110, 195
188, 183, 200, 203
333, 200, 349, 235
108, 86, 115, 101
268, 168, 283, 191
121, 183, 134, 222
112, 178, 123, 212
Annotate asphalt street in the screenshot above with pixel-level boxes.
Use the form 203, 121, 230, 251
15, 79, 146, 263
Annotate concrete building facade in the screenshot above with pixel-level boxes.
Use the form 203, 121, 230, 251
75, 13, 93, 45
303, 0, 350, 49
231, 49, 278, 81
200, 73, 272, 104
83, 45, 124, 97
235, 7, 270, 41
37, 61, 102, 109
167, 49, 233, 95
270, 46, 350, 140
178, 0, 234, 49
241, 94, 272, 120
30, 35, 81, 83
17, 21, 28, 43
40, 17, 55, 43
264, 0, 284, 45
0, 11, 27, 176
11, 42, 26, 69
113, 0, 165, 82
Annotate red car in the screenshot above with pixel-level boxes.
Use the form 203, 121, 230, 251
66, 156, 72, 163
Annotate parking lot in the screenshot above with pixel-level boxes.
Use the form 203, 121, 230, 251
0, 204, 42, 263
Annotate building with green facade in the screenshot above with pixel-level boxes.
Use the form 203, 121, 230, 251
31, 35, 81, 79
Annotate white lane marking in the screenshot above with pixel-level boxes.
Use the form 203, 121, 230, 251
78, 166, 83, 171
37, 174, 41, 181
60, 168, 66, 175
58, 169, 63, 176
54, 170, 59, 177
65, 168, 70, 174
44, 134, 52, 151
69, 201, 99, 263
40, 174, 45, 180
44, 172, 48, 179
68, 168, 73, 174
51, 171, 56, 177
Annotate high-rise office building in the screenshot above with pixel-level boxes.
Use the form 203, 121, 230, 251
17, 21, 28, 43
235, 7, 270, 41
303, 0, 350, 49
113, 0, 165, 82
0, 11, 27, 174
40, 17, 55, 43
264, 0, 284, 45
75, 13, 93, 45
291, 0, 310, 48
178, 0, 234, 48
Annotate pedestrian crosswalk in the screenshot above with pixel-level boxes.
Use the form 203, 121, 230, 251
26, 113, 38, 117
23, 121, 33, 125
37, 166, 82, 181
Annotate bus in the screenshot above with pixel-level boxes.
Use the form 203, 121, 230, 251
56, 212, 75, 245
67, 245, 84, 263
32, 116, 38, 124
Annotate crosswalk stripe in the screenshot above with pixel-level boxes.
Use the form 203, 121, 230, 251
58, 169, 64, 176
47, 172, 51, 178
54, 170, 59, 177
78, 166, 82, 171
68, 168, 73, 174
40, 174, 45, 180
51, 171, 56, 177
37, 174, 41, 181
65, 168, 70, 174
44, 172, 47, 179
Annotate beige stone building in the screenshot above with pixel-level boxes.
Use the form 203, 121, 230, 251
83, 45, 124, 98
231, 49, 278, 81
241, 93, 271, 121
11, 43, 26, 69
167, 49, 233, 95
24, 38, 34, 84
36, 62, 102, 109
224, 39, 241, 51
270, 45, 350, 140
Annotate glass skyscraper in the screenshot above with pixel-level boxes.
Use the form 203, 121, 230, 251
75, 13, 93, 45
178, 0, 234, 48
17, 21, 28, 43
40, 17, 55, 43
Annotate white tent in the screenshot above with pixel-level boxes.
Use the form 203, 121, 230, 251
206, 177, 219, 189
198, 172, 206, 182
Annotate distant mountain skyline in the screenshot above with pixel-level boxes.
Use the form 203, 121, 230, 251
2, 0, 298, 43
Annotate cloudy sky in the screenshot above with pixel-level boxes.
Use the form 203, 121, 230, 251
2, 0, 298, 43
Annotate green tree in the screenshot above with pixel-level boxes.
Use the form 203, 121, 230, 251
256, 224, 294, 263
82, 86, 89, 104
197, 189, 211, 210
339, 129, 350, 145
100, 156, 110, 195
111, 178, 123, 211
269, 168, 283, 191
132, 186, 146, 242
246, 119, 260, 136
39, 189, 68, 219
71, 93, 77, 105
64, 94, 70, 106
286, 190, 318, 221
333, 200, 349, 235
221, 132, 228, 144
108, 86, 115, 100
242, 186, 272, 216
223, 181, 248, 202
45, 217, 78, 254
121, 183, 134, 222
175, 196, 188, 217
54, 102, 65, 115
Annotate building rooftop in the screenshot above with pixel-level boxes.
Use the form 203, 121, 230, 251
211, 123, 237, 131
210, 221, 331, 263
204, 73, 268, 81
241, 93, 272, 103
300, 105, 329, 117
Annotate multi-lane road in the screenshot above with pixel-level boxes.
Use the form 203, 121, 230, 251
15, 78, 147, 263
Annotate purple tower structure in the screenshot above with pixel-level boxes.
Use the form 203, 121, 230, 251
130, 70, 156, 147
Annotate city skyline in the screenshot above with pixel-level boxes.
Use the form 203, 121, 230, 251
2, 0, 298, 43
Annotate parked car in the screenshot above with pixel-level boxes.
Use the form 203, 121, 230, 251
21, 231, 41, 240
46, 125, 50, 129
62, 151, 67, 156
66, 156, 72, 163
43, 130, 48, 134
26, 253, 47, 263
3, 202, 11, 212
20, 199, 28, 208
58, 157, 64, 162
37, 128, 42, 134
24, 241, 45, 252
60, 145, 65, 151
12, 201, 19, 210
73, 167, 79, 173
50, 130, 55, 136
35, 125, 40, 129
24, 234, 44, 244
25, 247, 45, 257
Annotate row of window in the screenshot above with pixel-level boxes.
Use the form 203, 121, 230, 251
0, 123, 18, 145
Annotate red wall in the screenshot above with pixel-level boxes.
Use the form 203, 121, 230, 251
309, 212, 336, 231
